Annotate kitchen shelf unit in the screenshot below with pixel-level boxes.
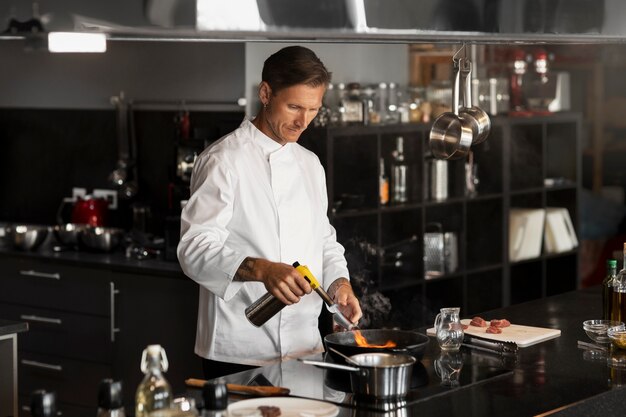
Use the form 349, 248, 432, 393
299, 112, 582, 328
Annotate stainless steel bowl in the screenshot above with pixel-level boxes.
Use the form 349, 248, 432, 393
53, 223, 87, 247
6, 224, 50, 251
78, 226, 125, 252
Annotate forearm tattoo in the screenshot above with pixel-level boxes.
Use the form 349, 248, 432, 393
328, 277, 351, 300
234, 257, 258, 281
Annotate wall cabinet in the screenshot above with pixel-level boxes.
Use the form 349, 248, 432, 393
300, 113, 581, 328
0, 255, 198, 417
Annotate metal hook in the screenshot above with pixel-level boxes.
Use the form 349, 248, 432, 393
452, 43, 467, 63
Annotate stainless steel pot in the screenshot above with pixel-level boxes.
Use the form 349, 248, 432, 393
429, 62, 473, 160
301, 352, 416, 399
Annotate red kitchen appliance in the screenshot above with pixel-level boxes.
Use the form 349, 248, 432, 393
71, 196, 109, 227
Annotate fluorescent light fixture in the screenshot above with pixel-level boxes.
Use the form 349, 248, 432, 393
197, 0, 265, 30
48, 32, 107, 53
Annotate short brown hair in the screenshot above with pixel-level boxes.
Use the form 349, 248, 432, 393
262, 46, 332, 93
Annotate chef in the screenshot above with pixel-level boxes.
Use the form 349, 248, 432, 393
178, 45, 362, 379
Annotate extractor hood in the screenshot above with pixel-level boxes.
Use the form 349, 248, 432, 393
4, 0, 626, 44
196, 0, 622, 44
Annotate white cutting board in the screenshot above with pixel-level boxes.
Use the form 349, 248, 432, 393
426, 319, 561, 348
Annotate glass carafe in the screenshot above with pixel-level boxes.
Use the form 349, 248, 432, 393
434, 307, 464, 352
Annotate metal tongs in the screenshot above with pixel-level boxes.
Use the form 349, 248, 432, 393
462, 334, 518, 356
315, 285, 359, 331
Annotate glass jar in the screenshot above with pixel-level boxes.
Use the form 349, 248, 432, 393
340, 82, 366, 125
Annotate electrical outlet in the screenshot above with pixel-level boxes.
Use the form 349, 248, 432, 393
72, 187, 87, 201
93, 189, 118, 210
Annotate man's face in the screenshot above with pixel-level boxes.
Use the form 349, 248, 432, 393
259, 82, 326, 145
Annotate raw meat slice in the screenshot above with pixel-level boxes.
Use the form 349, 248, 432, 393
490, 319, 511, 328
486, 326, 502, 334
470, 316, 488, 327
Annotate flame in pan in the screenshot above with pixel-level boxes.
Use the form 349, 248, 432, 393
353, 330, 397, 348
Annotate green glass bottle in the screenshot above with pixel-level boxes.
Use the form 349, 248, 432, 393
603, 259, 618, 320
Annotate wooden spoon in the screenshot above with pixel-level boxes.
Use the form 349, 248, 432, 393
185, 378, 290, 396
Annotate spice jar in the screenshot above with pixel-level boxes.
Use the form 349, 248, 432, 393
340, 82, 366, 125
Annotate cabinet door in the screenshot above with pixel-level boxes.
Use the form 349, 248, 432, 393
0, 303, 112, 363
113, 273, 198, 405
0, 257, 110, 316
18, 351, 111, 408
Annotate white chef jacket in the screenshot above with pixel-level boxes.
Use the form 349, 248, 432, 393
177, 118, 349, 366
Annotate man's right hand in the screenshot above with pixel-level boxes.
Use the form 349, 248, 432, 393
235, 257, 312, 305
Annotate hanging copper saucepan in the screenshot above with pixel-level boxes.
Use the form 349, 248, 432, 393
459, 58, 491, 145
429, 57, 473, 160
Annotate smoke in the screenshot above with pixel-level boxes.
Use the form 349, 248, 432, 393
344, 236, 392, 328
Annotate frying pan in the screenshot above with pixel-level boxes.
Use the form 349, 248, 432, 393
324, 329, 429, 360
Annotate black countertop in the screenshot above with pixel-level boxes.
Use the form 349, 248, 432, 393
0, 244, 184, 278
203, 286, 626, 417
0, 319, 28, 336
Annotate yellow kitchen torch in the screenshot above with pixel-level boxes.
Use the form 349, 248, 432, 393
244, 261, 358, 330
293, 262, 358, 331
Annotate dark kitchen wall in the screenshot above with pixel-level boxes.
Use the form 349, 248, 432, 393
0, 40, 245, 109
0, 109, 243, 230
0, 40, 246, 232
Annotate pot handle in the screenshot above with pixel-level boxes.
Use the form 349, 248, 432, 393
462, 58, 473, 108
452, 61, 461, 116
298, 359, 359, 372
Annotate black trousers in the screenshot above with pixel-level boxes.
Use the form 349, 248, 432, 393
202, 358, 259, 380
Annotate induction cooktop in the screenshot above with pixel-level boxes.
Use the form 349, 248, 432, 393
213, 346, 513, 412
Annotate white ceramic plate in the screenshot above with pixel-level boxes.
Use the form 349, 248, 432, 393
228, 396, 339, 417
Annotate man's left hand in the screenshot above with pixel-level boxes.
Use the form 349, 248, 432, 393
330, 279, 362, 326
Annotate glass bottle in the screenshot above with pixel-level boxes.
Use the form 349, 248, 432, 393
386, 82, 400, 124
509, 49, 527, 112
611, 244, 626, 323
335, 82, 347, 124
376, 82, 388, 123
97, 379, 126, 417
391, 136, 408, 204
379, 158, 389, 206
135, 345, 172, 417
325, 83, 340, 125
603, 259, 618, 321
